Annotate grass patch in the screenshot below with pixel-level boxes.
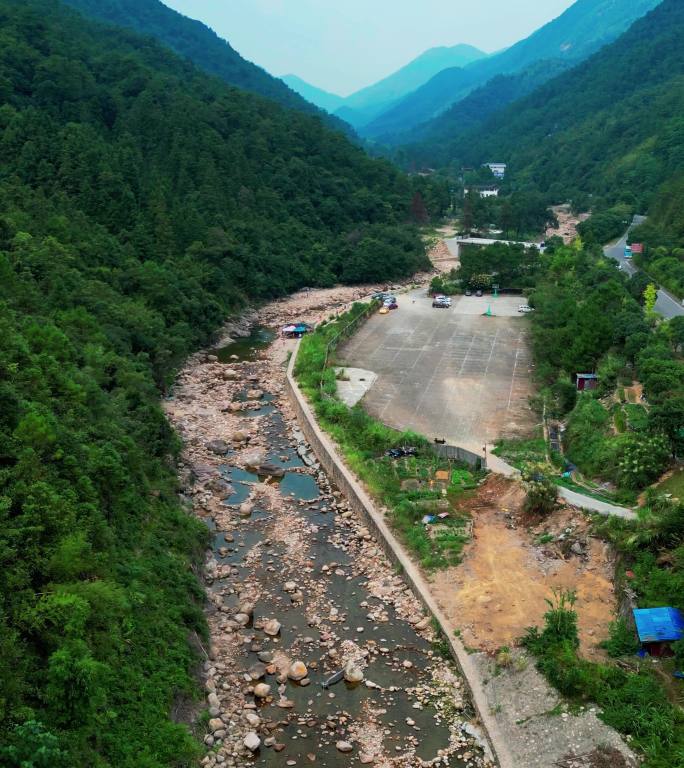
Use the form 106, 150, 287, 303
295, 304, 484, 570
624, 404, 649, 432
655, 467, 684, 500
492, 436, 547, 469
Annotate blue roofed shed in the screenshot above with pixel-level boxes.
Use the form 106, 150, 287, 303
633, 607, 684, 657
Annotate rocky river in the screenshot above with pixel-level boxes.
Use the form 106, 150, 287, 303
163, 287, 492, 768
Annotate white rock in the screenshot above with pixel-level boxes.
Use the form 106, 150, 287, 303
263, 619, 281, 636
343, 661, 364, 683
244, 732, 261, 752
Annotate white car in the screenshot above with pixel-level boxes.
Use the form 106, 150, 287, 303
518, 305, 534, 313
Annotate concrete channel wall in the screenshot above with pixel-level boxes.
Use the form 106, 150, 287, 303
286, 343, 514, 768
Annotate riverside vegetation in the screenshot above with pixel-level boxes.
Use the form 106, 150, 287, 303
0, 1, 446, 765
294, 303, 484, 570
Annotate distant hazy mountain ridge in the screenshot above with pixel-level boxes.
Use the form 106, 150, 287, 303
364, 0, 663, 141
283, 43, 486, 129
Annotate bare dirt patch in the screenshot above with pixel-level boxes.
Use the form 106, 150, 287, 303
430, 476, 615, 659
546, 204, 590, 244
428, 238, 459, 273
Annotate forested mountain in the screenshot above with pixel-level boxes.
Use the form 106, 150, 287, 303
364, 0, 662, 141
282, 74, 346, 113
61, 0, 348, 130
336, 44, 486, 129
0, 0, 439, 765
417, 0, 684, 215
403, 57, 573, 148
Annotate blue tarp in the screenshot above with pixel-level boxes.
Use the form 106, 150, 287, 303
633, 607, 684, 643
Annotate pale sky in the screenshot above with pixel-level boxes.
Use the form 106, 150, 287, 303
161, 0, 576, 96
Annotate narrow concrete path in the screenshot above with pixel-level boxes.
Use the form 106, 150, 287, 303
485, 446, 636, 520
557, 486, 636, 520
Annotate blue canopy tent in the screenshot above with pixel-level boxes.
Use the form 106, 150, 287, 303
633, 607, 684, 657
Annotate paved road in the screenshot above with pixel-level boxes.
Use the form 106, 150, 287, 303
604, 216, 684, 319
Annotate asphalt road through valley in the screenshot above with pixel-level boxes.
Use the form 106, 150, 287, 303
604, 215, 684, 319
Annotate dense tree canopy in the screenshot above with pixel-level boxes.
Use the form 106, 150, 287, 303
529, 239, 684, 489
0, 0, 437, 764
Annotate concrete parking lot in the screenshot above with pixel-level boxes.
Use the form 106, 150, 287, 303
338, 289, 537, 450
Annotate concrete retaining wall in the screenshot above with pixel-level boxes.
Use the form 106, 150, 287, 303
432, 442, 486, 469
286, 342, 513, 768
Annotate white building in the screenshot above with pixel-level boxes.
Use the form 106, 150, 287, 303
464, 186, 499, 198
484, 162, 507, 179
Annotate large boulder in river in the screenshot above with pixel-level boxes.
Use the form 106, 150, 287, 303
239, 502, 254, 518
344, 661, 364, 684
263, 619, 281, 636
206, 439, 231, 456
206, 477, 233, 495
257, 463, 285, 479
232, 430, 249, 445
243, 451, 265, 471
244, 732, 261, 752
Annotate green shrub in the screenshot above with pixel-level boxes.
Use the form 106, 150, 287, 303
522, 466, 558, 516
600, 618, 640, 658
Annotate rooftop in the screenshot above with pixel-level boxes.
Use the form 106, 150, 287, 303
633, 607, 684, 643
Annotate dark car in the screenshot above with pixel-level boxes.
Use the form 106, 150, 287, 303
385, 447, 418, 459
465, 289, 472, 297
476, 289, 483, 297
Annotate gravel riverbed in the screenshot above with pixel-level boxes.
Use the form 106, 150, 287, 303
164, 286, 492, 768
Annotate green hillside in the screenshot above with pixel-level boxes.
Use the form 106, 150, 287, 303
0, 0, 436, 765
61, 0, 349, 130
423, 0, 684, 215
364, 0, 662, 141
403, 57, 574, 150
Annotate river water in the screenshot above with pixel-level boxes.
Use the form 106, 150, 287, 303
172, 330, 489, 768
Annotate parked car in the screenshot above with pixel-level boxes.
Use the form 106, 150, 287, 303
387, 301, 399, 310
518, 305, 534, 313
476, 289, 483, 297
385, 447, 418, 459
378, 306, 389, 315
465, 289, 472, 297
432, 295, 451, 308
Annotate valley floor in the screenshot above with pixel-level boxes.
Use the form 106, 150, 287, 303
167, 278, 637, 768
165, 282, 492, 768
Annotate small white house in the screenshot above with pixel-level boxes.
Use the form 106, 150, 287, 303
484, 162, 507, 179
464, 186, 499, 198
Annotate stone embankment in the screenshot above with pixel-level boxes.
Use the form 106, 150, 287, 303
164, 285, 493, 768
